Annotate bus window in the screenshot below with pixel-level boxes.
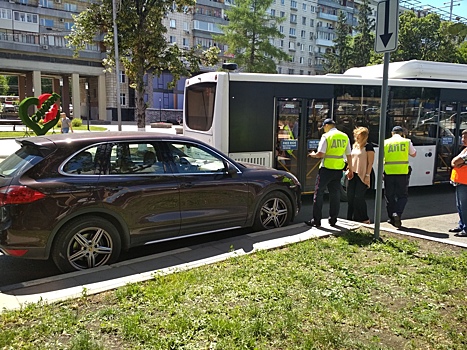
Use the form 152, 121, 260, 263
185, 82, 216, 131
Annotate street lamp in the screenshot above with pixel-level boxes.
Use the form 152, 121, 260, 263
159, 98, 162, 122
84, 81, 90, 131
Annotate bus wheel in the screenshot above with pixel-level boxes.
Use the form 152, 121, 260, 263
253, 191, 292, 231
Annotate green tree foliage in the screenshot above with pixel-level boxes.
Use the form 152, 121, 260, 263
352, 0, 374, 67
213, 0, 289, 73
324, 11, 352, 74
0, 76, 9, 95
392, 12, 457, 62
67, 0, 219, 128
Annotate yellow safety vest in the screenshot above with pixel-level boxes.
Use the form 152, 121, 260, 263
283, 125, 294, 155
322, 129, 348, 170
384, 138, 410, 175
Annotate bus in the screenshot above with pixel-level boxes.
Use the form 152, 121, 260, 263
183, 60, 467, 194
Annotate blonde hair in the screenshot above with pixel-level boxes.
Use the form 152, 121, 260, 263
353, 127, 369, 149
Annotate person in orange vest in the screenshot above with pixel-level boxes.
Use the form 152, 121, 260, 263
383, 126, 417, 228
449, 129, 467, 237
305, 118, 353, 227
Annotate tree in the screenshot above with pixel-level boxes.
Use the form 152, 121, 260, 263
392, 12, 457, 62
0, 76, 9, 95
213, 0, 289, 73
352, 0, 374, 67
67, 0, 219, 129
324, 11, 352, 74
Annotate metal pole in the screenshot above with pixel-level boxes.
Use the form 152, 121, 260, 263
87, 81, 90, 131
373, 51, 390, 241
112, 0, 122, 131
159, 98, 162, 122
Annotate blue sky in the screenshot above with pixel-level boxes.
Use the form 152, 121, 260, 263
411, 0, 467, 21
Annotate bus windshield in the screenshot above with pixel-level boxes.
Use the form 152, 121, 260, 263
185, 82, 216, 132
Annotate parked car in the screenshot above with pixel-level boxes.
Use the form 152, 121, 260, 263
1, 103, 18, 113
0, 132, 301, 272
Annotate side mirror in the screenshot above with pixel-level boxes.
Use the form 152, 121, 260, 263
226, 162, 238, 177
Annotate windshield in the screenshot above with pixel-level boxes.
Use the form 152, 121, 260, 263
185, 82, 216, 132
0, 146, 44, 177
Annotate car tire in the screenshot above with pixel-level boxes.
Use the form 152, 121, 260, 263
51, 216, 121, 273
253, 191, 292, 231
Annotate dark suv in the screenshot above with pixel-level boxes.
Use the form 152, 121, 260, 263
0, 132, 301, 272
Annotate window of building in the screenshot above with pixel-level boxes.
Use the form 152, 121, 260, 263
169, 35, 176, 43
64, 22, 73, 30
281, 0, 285, 5
300, 30, 306, 38
309, 45, 313, 52
271, 9, 275, 16
64, 3, 77, 11
183, 22, 189, 32
182, 38, 189, 47
39, 0, 53, 8
289, 41, 295, 50
290, 0, 297, 9
299, 57, 304, 64
14, 11, 38, 23
302, 3, 306, 11
169, 19, 176, 28
279, 26, 284, 33
280, 39, 284, 47
310, 6, 315, 12
288, 68, 294, 74
300, 70, 304, 75
310, 19, 314, 27
302, 16, 306, 25
40, 18, 54, 26
280, 11, 285, 17
290, 14, 297, 23
0, 9, 12, 20
289, 27, 296, 36
120, 93, 126, 106
119, 71, 126, 84
278, 67, 282, 73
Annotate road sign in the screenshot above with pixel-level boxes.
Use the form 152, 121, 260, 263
375, 0, 399, 53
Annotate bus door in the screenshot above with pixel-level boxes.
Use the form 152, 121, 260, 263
434, 102, 467, 182
303, 100, 331, 193
275, 98, 301, 177
274, 98, 331, 194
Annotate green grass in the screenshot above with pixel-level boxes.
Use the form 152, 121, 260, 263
0, 126, 108, 138
1, 230, 466, 349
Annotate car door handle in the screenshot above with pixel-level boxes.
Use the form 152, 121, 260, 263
180, 182, 194, 188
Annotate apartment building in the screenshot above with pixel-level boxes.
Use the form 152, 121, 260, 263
1, 0, 465, 122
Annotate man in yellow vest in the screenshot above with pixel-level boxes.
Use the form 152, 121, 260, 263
305, 118, 353, 227
383, 126, 417, 228
449, 129, 467, 237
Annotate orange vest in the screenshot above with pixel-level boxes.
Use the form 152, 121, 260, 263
451, 165, 467, 185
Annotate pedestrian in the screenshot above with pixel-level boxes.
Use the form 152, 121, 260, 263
383, 126, 416, 228
346, 126, 375, 223
305, 118, 353, 227
449, 129, 467, 237
60, 112, 73, 134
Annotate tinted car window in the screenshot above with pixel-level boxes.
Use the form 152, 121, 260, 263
63, 147, 99, 175
0, 145, 44, 177
168, 142, 226, 173
109, 142, 165, 174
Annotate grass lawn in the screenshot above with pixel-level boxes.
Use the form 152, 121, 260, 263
0, 126, 108, 138
0, 229, 466, 349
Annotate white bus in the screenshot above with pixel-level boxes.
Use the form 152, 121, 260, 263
183, 60, 467, 194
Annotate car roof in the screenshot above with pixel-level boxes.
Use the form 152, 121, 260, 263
16, 132, 202, 148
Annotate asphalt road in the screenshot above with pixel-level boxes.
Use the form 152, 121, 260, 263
0, 183, 460, 287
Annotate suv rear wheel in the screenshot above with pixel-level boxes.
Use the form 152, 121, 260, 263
51, 216, 121, 272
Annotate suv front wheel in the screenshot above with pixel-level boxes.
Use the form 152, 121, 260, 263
51, 216, 122, 273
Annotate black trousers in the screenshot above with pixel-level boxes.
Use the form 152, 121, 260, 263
347, 174, 369, 222
384, 173, 410, 218
313, 167, 343, 223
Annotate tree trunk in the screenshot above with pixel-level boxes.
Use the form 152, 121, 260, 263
135, 63, 146, 131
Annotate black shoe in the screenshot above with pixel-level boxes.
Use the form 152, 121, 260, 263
304, 219, 321, 228
454, 231, 467, 237
392, 215, 402, 228
449, 227, 463, 233
329, 218, 337, 226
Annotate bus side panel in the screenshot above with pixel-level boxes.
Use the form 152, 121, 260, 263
228, 81, 333, 153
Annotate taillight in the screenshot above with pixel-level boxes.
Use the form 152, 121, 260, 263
0, 186, 46, 205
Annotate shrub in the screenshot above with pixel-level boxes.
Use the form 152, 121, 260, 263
71, 118, 82, 127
